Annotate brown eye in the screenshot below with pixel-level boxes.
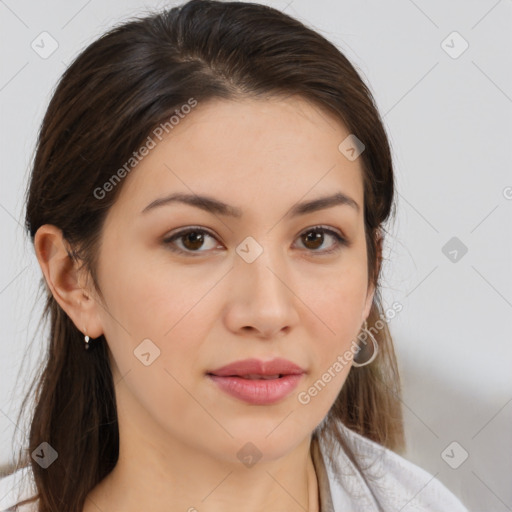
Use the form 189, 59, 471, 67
296, 227, 348, 254
163, 228, 221, 255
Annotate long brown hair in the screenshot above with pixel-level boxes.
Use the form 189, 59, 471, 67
12, 1, 404, 510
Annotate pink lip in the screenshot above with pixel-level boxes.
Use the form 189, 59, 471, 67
207, 358, 306, 405
208, 357, 306, 377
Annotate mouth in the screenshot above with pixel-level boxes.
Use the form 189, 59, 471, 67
206, 358, 306, 405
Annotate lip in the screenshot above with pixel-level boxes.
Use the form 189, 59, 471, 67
206, 358, 306, 405
208, 357, 306, 377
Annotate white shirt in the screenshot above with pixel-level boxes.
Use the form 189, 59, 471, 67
311, 423, 469, 511
0, 422, 469, 511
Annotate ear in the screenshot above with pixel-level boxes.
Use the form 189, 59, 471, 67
33, 224, 104, 339
362, 229, 382, 323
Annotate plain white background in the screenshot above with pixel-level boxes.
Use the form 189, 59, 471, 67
0, 1, 511, 510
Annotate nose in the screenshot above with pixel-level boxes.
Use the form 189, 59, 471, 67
223, 243, 300, 339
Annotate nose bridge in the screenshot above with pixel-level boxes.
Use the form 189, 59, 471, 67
234, 233, 292, 307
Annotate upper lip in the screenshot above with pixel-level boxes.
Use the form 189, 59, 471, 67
207, 358, 306, 377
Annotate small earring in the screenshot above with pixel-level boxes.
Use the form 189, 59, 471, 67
83, 327, 90, 351
352, 320, 379, 367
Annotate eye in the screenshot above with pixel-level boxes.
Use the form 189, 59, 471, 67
163, 226, 348, 256
294, 226, 348, 254
163, 227, 221, 255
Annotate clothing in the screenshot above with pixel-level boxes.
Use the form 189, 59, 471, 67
0, 422, 469, 511
310, 423, 469, 511
0, 465, 35, 512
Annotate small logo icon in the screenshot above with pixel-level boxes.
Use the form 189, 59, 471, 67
338, 134, 365, 161
134, 338, 161, 366
236, 236, 263, 263
31, 31, 59, 59
236, 442, 263, 468
31, 442, 58, 468
441, 31, 469, 59
442, 236, 468, 263
441, 441, 469, 469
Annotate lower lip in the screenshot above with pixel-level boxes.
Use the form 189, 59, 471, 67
207, 373, 304, 405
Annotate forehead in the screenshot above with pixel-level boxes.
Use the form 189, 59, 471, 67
110, 96, 364, 220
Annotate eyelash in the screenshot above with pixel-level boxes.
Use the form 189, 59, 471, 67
162, 225, 349, 257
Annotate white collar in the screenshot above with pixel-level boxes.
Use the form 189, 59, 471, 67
312, 421, 469, 512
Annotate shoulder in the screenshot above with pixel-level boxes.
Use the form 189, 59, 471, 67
0, 467, 38, 512
320, 423, 469, 512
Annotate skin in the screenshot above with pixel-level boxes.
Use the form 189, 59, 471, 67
34, 95, 377, 512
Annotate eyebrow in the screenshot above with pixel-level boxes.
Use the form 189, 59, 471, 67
141, 191, 360, 218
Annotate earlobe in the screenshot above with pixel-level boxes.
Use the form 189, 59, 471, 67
33, 224, 103, 339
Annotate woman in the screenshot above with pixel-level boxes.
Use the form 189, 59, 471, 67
0, 1, 469, 511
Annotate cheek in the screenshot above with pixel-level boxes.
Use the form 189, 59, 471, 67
96, 246, 217, 381
310, 290, 362, 380
294, 290, 364, 421
97, 243, 202, 334
95, 248, 211, 434
302, 255, 368, 333
297, 256, 368, 397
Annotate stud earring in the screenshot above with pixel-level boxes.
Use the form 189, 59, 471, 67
83, 327, 90, 351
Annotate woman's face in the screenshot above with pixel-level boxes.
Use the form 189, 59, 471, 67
89, 95, 375, 464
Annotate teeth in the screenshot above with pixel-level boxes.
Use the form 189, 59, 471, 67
240, 374, 281, 380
